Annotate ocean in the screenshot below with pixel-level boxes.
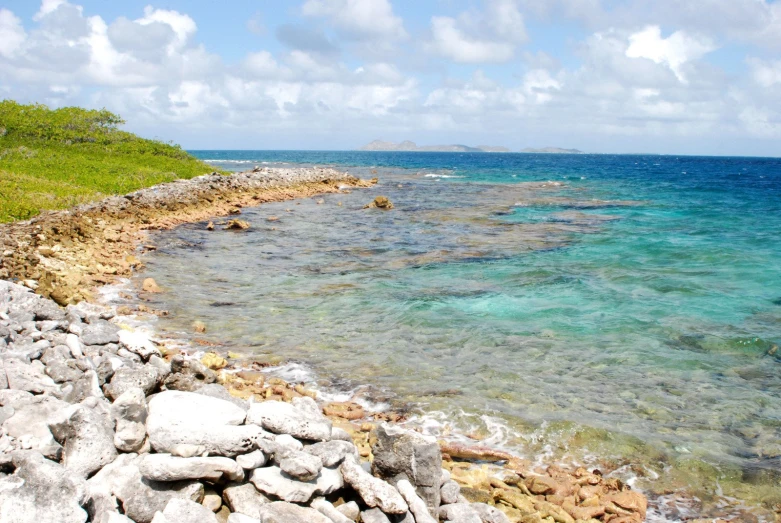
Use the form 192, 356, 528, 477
137, 151, 781, 521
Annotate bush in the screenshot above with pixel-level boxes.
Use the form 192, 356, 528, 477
0, 100, 221, 222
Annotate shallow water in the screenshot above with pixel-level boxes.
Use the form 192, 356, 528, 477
139, 152, 781, 521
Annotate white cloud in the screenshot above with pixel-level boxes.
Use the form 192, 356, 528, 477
137, 6, 196, 52
0, 9, 26, 58
426, 0, 528, 63
301, 0, 407, 40
626, 26, 715, 83
34, 0, 69, 21
748, 58, 781, 88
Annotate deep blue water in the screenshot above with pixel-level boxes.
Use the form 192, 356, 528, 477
142, 151, 780, 519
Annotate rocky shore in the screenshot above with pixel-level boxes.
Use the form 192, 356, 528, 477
0, 167, 374, 306
0, 168, 650, 523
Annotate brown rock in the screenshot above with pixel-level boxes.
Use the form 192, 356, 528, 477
323, 402, 365, 421
206, 221, 215, 231
363, 196, 394, 210
267, 216, 279, 222
193, 321, 207, 333
526, 475, 558, 495
142, 277, 162, 293
604, 491, 647, 519
224, 219, 250, 230
202, 352, 227, 370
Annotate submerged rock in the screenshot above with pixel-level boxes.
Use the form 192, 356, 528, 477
363, 195, 394, 210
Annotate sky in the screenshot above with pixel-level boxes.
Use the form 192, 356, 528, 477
1, 0, 780, 156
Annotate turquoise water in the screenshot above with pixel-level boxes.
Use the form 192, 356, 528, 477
139, 152, 781, 520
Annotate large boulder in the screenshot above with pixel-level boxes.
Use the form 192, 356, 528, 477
249, 465, 343, 503
246, 398, 332, 441
0, 451, 87, 523
340, 456, 408, 514
372, 423, 442, 513
88, 454, 204, 523
49, 399, 117, 478
146, 390, 264, 457
148, 390, 246, 426
138, 454, 244, 482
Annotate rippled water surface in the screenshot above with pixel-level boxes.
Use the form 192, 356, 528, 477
138, 151, 781, 520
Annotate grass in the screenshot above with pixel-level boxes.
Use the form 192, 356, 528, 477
0, 100, 222, 223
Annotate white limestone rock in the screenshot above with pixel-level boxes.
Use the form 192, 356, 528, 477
311, 497, 353, 523
48, 399, 117, 478
340, 456, 408, 515
246, 399, 331, 441
440, 503, 483, 523
305, 439, 358, 467
398, 479, 438, 523
0, 451, 88, 523
222, 482, 270, 518
258, 501, 332, 523
249, 465, 343, 503
111, 387, 148, 452
138, 454, 244, 482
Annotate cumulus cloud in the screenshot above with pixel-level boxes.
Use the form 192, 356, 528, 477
301, 0, 407, 40
0, 9, 26, 58
427, 0, 528, 63
626, 26, 715, 82
2, 0, 781, 152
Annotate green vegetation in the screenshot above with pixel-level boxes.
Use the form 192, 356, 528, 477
0, 100, 220, 222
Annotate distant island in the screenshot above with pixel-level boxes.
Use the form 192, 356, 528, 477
359, 140, 510, 153
520, 147, 584, 154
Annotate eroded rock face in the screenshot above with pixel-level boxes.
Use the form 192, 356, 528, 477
276, 448, 323, 481
246, 398, 332, 441
104, 365, 160, 401
0, 451, 88, 523
371, 423, 442, 513
340, 456, 408, 515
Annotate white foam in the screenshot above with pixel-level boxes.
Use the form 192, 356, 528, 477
424, 174, 464, 179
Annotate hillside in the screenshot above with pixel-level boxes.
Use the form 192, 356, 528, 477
360, 140, 510, 153
0, 100, 219, 222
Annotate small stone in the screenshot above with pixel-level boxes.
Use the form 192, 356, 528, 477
277, 449, 323, 481
193, 321, 207, 333
202, 490, 222, 512
441, 480, 461, 504
471, 503, 511, 523
397, 479, 437, 523
361, 508, 392, 523
224, 219, 249, 230
440, 503, 483, 523
336, 501, 361, 521
142, 278, 162, 293
311, 497, 353, 523
236, 449, 266, 470
206, 222, 215, 231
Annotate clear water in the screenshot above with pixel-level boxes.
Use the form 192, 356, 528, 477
139, 151, 781, 520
